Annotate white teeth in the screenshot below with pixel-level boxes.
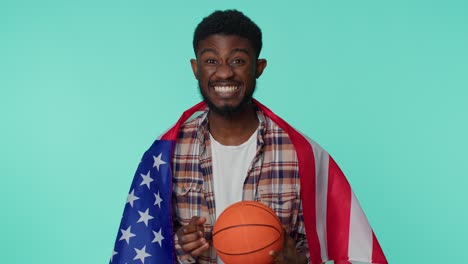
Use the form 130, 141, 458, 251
214, 86, 238, 93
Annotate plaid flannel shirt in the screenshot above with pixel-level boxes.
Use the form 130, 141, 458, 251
172, 107, 309, 263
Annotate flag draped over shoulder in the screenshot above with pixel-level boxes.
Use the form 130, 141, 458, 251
109, 100, 387, 264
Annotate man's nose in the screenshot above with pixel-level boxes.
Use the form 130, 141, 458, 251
215, 63, 234, 79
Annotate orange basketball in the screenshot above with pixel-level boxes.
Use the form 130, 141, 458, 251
212, 201, 284, 264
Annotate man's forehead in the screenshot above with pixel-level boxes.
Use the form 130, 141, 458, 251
196, 34, 255, 55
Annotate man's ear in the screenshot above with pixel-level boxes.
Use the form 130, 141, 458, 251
190, 59, 199, 79
255, 59, 267, 79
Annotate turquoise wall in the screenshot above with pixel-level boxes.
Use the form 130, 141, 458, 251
1, 0, 467, 263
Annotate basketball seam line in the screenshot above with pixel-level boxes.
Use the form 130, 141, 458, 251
215, 230, 283, 256
213, 224, 283, 256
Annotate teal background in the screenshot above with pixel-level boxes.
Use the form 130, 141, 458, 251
1, 0, 467, 263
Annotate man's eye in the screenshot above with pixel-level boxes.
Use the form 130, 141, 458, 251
231, 59, 245, 64
205, 59, 216, 64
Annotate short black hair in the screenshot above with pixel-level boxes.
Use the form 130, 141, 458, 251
193, 10, 263, 58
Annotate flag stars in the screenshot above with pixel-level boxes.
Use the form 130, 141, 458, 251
127, 189, 140, 207
110, 250, 118, 262
137, 208, 154, 227
154, 191, 163, 209
119, 226, 136, 244
139, 171, 153, 189
152, 228, 165, 247
133, 245, 151, 264
153, 153, 167, 171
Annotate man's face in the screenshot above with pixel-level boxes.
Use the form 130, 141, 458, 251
191, 34, 267, 116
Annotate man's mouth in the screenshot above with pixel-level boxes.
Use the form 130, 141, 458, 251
213, 85, 239, 93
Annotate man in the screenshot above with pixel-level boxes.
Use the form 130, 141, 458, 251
110, 10, 387, 264
173, 10, 309, 264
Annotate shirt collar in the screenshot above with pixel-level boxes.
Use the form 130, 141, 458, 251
196, 106, 267, 150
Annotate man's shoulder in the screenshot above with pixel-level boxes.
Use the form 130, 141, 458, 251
178, 110, 206, 133
155, 110, 207, 140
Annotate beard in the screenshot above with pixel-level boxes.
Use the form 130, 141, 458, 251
198, 80, 256, 117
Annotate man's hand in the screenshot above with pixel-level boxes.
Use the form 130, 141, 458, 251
176, 216, 209, 257
270, 231, 308, 264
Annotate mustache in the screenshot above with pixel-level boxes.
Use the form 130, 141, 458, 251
208, 80, 242, 86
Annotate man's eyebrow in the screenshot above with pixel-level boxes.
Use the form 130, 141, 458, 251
231, 48, 250, 55
198, 48, 251, 57
199, 48, 218, 56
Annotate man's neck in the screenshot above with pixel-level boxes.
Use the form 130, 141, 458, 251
208, 104, 259, 146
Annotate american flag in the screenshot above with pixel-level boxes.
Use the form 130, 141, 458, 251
109, 100, 387, 264
257, 100, 388, 264
109, 139, 175, 264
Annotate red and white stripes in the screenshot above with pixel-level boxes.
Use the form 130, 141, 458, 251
255, 99, 387, 264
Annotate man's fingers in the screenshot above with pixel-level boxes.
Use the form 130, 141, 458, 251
189, 216, 206, 225
180, 239, 203, 252
184, 216, 207, 233
193, 216, 207, 225
176, 216, 209, 257
269, 250, 279, 258
270, 231, 301, 263
183, 216, 200, 233
181, 237, 209, 256
190, 241, 210, 257
284, 234, 296, 250
269, 250, 282, 263
179, 231, 202, 244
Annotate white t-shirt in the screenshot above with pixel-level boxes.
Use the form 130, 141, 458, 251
210, 130, 258, 264
210, 130, 258, 219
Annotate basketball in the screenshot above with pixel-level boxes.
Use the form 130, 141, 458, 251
212, 201, 284, 264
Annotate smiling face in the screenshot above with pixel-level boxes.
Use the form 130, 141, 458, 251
191, 34, 267, 116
